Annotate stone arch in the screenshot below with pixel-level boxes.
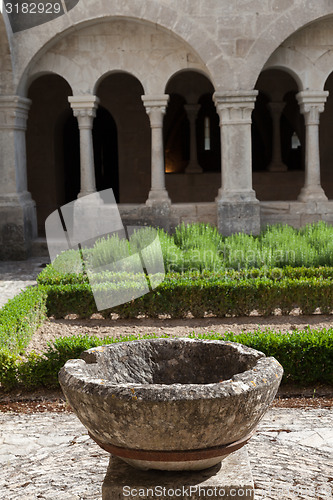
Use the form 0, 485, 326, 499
164, 69, 220, 202
0, 14, 14, 94
164, 68, 214, 96
244, 8, 333, 90
94, 70, 145, 95
262, 48, 304, 91
17, 13, 214, 96
252, 68, 305, 201
95, 71, 149, 204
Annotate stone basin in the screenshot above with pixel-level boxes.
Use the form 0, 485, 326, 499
59, 338, 283, 471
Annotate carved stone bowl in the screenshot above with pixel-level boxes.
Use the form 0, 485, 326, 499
59, 338, 283, 471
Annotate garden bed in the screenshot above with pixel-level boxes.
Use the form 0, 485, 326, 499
2, 222, 333, 393
27, 313, 333, 355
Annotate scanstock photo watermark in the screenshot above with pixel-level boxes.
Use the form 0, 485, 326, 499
1, 0, 79, 32
122, 483, 333, 498
45, 189, 165, 311
122, 486, 254, 498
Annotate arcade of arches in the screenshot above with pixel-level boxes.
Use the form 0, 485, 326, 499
3, 8, 333, 258
25, 65, 333, 237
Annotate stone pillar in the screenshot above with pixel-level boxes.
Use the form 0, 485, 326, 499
184, 103, 203, 174
141, 95, 170, 206
0, 96, 37, 259
296, 91, 328, 202
213, 91, 260, 235
68, 95, 99, 198
267, 101, 287, 172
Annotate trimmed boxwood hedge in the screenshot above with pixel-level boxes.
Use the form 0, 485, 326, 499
1, 264, 333, 391
37, 265, 333, 286
42, 275, 333, 319
0, 328, 332, 391
0, 286, 47, 355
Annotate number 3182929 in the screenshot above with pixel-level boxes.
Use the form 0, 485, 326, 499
5, 3, 62, 14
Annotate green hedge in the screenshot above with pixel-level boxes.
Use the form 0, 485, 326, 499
0, 286, 47, 355
1, 328, 332, 391
194, 329, 333, 386
43, 275, 333, 318
37, 265, 333, 287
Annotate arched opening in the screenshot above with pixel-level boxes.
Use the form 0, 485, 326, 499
164, 70, 220, 202
27, 73, 122, 236
252, 68, 304, 201
27, 73, 73, 235
93, 107, 119, 199
95, 72, 148, 203
62, 106, 119, 203
321, 72, 333, 199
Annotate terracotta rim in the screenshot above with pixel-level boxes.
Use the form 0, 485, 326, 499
88, 429, 256, 462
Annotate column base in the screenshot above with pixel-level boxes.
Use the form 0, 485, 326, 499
0, 192, 37, 260
297, 185, 328, 202
217, 199, 260, 236
146, 189, 171, 206
216, 188, 258, 204
102, 448, 254, 500
267, 162, 288, 172
185, 162, 203, 174
78, 190, 98, 199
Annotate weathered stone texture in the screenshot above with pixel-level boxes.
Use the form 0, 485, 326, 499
59, 339, 282, 470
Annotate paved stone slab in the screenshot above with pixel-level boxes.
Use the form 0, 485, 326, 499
0, 257, 49, 308
102, 449, 254, 499
0, 408, 332, 499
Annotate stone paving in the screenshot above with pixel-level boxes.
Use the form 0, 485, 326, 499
0, 408, 332, 499
0, 257, 49, 309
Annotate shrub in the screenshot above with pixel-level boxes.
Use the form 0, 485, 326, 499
1, 329, 331, 391
191, 328, 333, 385
43, 274, 333, 319
0, 286, 47, 355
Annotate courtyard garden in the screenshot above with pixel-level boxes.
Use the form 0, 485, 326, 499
0, 222, 333, 393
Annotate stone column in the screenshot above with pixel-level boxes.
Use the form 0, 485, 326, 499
267, 101, 287, 172
68, 95, 99, 198
141, 95, 171, 206
0, 96, 37, 259
184, 104, 203, 174
213, 91, 260, 235
296, 91, 328, 202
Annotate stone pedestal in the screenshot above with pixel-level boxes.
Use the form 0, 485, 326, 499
102, 449, 254, 500
217, 200, 260, 236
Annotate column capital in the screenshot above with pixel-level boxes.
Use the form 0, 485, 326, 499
213, 90, 258, 125
68, 95, 100, 128
184, 103, 200, 115
267, 101, 286, 115
0, 96, 31, 130
142, 95, 169, 127
296, 90, 328, 125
